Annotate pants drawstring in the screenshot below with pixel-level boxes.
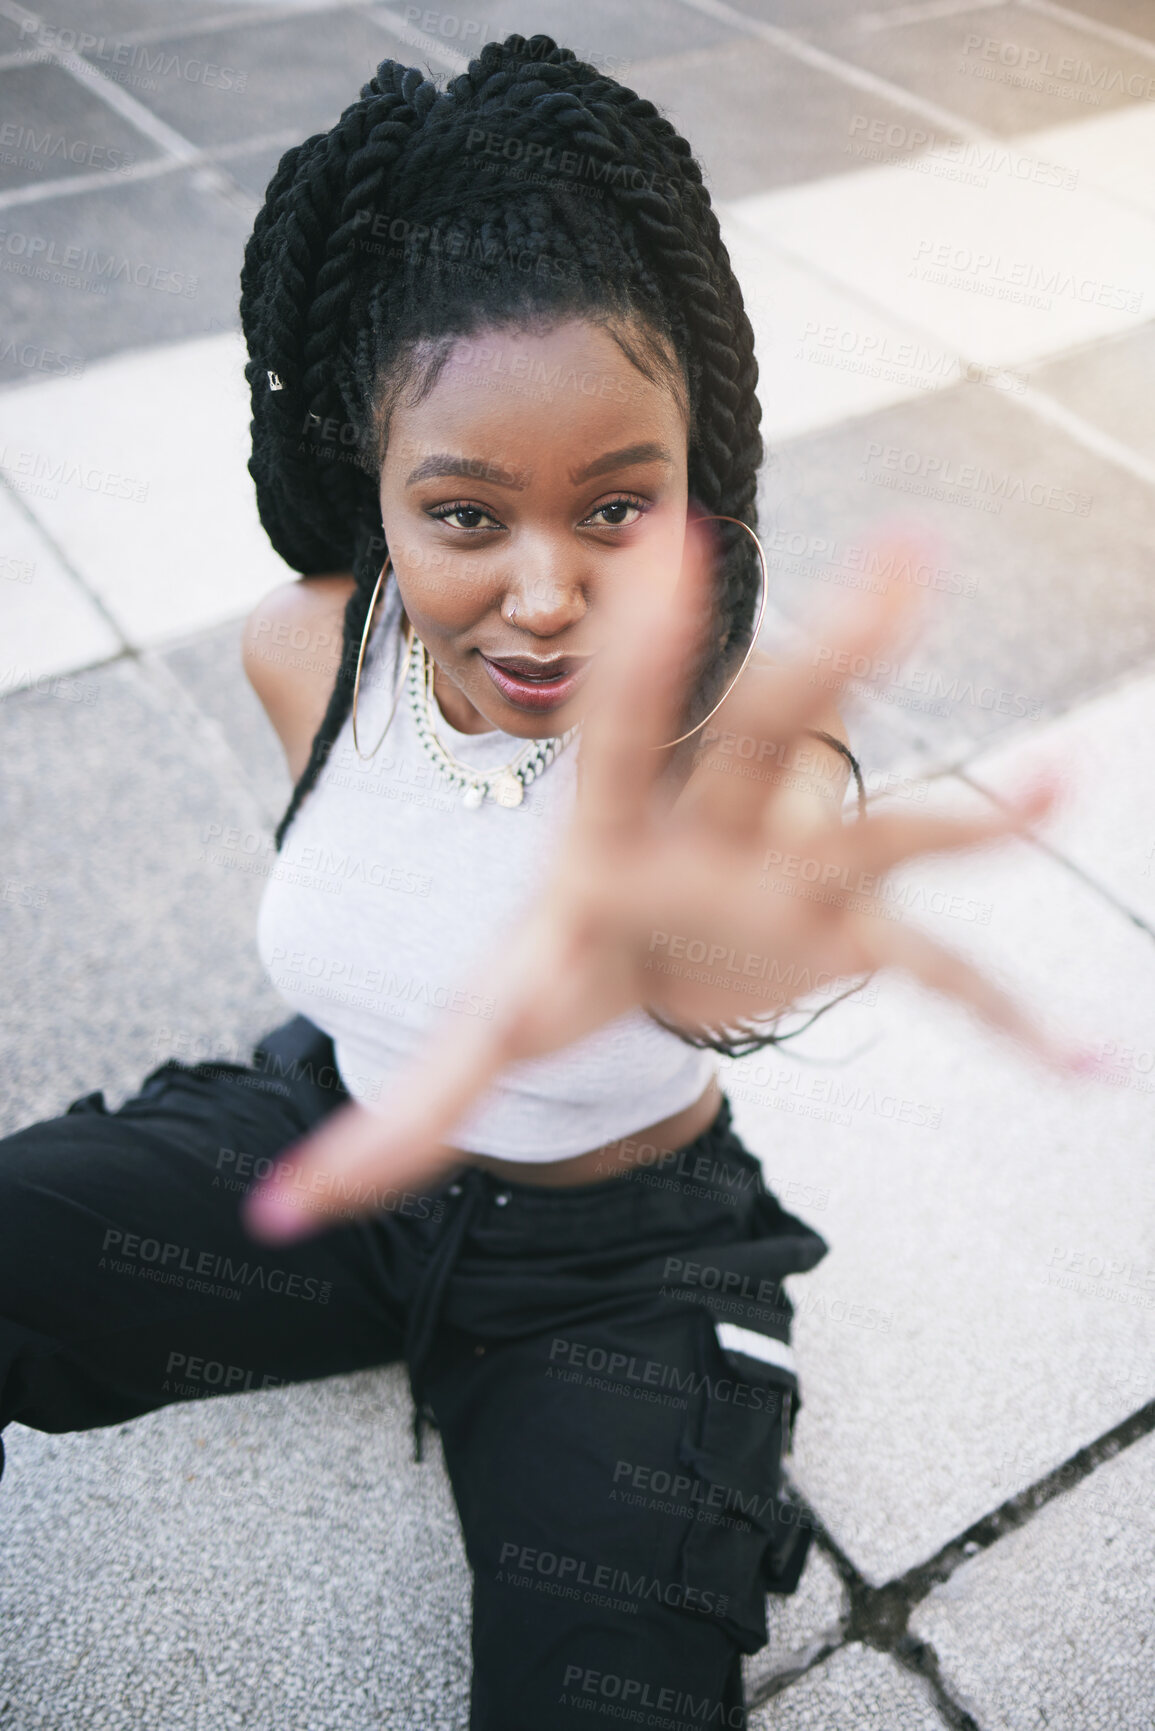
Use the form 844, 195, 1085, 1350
404, 1170, 485, 1462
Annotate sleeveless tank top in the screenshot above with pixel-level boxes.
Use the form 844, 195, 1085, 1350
255, 579, 716, 1159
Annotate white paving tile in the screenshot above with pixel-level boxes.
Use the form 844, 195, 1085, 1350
1020, 100, 1155, 224
963, 664, 1155, 937
0, 333, 293, 648
722, 775, 1155, 1583
729, 146, 1155, 370
0, 483, 121, 694
749, 1643, 944, 1730
910, 1428, 1155, 1731
720, 209, 963, 443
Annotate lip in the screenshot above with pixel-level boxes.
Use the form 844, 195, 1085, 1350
479, 652, 593, 714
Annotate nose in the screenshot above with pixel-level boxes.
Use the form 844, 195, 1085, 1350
502, 532, 588, 636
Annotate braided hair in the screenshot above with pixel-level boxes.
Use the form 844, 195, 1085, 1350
240, 32, 864, 1056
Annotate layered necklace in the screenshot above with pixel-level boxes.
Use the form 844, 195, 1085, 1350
404, 630, 578, 810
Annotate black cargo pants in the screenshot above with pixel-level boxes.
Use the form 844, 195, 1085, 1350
0, 1018, 827, 1730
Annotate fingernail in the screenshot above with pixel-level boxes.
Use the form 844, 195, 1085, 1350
243, 1185, 319, 1244
1063, 1047, 1125, 1083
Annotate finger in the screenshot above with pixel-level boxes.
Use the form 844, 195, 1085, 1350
576, 511, 714, 835
840, 776, 1060, 880
689, 541, 927, 842
853, 909, 1092, 1074
243, 952, 539, 1243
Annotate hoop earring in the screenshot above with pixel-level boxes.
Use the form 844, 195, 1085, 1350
655, 514, 769, 749
351, 558, 414, 761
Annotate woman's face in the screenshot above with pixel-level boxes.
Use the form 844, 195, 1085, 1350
378, 317, 690, 737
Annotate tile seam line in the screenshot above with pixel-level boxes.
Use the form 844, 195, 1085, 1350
0, 0, 364, 56
854, 0, 1009, 35
765, 1392, 1155, 1715
0, 126, 301, 213
135, 647, 289, 833
0, 1, 201, 164
0, 630, 286, 832
958, 767, 1155, 943
665, 0, 997, 144
1019, 0, 1155, 66
0, 471, 129, 656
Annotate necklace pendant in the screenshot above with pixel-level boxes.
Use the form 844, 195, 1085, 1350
490, 770, 524, 809
461, 784, 485, 810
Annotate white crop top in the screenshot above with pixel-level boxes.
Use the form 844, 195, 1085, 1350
256, 579, 716, 1160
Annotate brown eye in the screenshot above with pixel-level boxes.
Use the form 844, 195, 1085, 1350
586, 495, 647, 529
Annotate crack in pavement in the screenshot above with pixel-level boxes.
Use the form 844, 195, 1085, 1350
749, 1392, 1155, 1724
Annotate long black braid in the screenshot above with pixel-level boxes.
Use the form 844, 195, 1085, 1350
240, 33, 866, 1057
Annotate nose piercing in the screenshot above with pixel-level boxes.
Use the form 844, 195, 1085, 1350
505, 599, 518, 624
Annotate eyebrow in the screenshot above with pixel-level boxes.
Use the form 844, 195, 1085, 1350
404, 453, 527, 488
403, 442, 675, 489
569, 442, 674, 484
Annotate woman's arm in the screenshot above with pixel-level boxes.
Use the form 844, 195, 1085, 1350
242, 574, 355, 783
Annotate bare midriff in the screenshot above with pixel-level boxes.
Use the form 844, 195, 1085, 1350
466, 1073, 724, 1188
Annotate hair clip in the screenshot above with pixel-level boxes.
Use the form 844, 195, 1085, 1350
267, 370, 285, 391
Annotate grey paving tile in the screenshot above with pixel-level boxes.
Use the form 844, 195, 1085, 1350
694, 0, 874, 29
818, 4, 1155, 136
212, 126, 297, 204
88, 11, 423, 150
9, 0, 243, 39
630, 36, 953, 200
1031, 320, 1155, 465
0, 656, 287, 1134
910, 1427, 1155, 1730
0, 61, 163, 195
757, 380, 1155, 776
1062, 0, 1155, 42
374, 0, 741, 79
0, 1369, 473, 1731
748, 1642, 945, 1729
160, 615, 294, 830
723, 772, 1155, 1582
744, 1545, 848, 1696
0, 168, 251, 385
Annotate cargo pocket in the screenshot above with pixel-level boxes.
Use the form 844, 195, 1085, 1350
673, 1311, 814, 1654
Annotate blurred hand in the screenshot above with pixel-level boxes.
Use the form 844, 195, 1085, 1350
244, 518, 1092, 1244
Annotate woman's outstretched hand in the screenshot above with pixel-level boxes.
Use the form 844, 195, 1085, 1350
244, 518, 1094, 1244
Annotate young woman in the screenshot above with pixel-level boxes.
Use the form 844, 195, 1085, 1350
1, 35, 1077, 1730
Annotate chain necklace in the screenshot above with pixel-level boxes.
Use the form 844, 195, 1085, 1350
405, 631, 578, 809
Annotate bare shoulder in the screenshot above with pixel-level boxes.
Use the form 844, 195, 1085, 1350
242, 573, 356, 783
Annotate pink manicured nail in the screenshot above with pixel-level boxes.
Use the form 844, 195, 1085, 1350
242, 1185, 320, 1244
